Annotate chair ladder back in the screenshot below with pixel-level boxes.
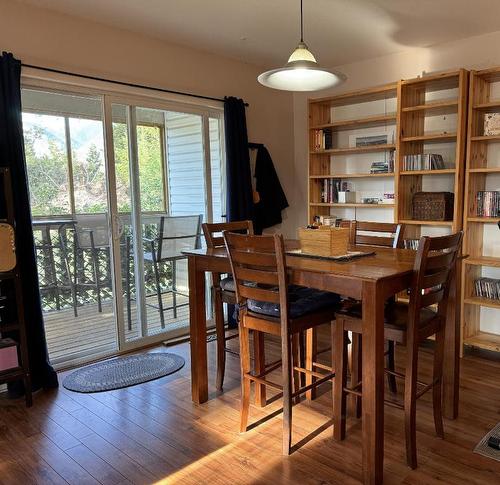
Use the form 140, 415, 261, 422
223, 232, 287, 311
202, 220, 254, 248
351, 221, 405, 249
409, 232, 463, 321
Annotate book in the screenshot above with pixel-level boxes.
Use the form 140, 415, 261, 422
476, 191, 500, 217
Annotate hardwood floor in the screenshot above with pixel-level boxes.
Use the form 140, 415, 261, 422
2, 325, 500, 484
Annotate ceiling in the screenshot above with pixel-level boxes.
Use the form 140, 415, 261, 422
16, 0, 500, 68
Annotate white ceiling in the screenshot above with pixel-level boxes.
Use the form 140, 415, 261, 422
16, 0, 500, 68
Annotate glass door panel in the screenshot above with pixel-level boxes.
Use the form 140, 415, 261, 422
22, 88, 118, 368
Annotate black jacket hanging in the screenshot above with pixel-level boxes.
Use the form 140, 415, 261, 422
252, 145, 288, 234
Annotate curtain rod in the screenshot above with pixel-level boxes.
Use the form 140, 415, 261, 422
21, 63, 249, 107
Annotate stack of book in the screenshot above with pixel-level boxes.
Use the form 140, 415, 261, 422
313, 129, 333, 151
403, 154, 445, 171
476, 191, 500, 217
370, 159, 394, 174
320, 179, 352, 203
404, 239, 419, 250
475, 277, 500, 301
321, 178, 340, 203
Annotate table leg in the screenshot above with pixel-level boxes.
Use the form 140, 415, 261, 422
443, 258, 461, 419
188, 255, 208, 404
362, 280, 385, 485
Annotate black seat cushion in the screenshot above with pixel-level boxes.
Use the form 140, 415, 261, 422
247, 285, 341, 319
337, 301, 437, 330
220, 276, 236, 292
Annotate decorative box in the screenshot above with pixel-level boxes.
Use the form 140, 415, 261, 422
0, 338, 18, 371
484, 113, 500, 136
412, 192, 454, 221
298, 226, 350, 256
338, 191, 356, 204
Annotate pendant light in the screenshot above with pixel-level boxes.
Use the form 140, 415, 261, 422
258, 0, 346, 91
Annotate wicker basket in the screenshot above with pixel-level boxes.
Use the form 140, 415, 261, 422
412, 192, 454, 221
298, 226, 350, 256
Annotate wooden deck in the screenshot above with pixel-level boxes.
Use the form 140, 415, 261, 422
43, 293, 190, 368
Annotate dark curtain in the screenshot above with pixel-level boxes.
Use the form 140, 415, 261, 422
223, 97, 253, 327
0, 52, 58, 393
224, 96, 254, 223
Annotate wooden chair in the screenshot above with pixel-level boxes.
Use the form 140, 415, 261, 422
223, 231, 340, 455
349, 220, 406, 400
349, 220, 405, 248
202, 220, 254, 391
334, 232, 463, 469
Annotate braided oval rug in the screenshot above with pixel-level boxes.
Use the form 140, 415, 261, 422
63, 352, 185, 393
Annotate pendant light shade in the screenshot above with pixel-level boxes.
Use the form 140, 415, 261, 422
258, 1, 346, 92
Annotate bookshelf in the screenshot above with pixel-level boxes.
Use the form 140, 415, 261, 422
308, 83, 398, 225
461, 67, 500, 354
395, 69, 468, 240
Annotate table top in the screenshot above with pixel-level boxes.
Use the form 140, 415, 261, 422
183, 242, 417, 282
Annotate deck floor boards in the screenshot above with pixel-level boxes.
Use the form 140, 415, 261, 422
43, 294, 189, 367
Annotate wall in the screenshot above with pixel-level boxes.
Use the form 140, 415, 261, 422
292, 29, 500, 231
0, 0, 295, 235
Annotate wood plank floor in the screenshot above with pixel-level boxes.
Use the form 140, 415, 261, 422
43, 294, 189, 368
2, 326, 500, 484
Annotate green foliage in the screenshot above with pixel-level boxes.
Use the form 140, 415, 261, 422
24, 119, 166, 217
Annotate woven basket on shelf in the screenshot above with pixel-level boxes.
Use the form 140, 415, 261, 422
412, 192, 454, 221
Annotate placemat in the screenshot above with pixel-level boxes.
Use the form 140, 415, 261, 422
474, 422, 500, 462
286, 249, 375, 262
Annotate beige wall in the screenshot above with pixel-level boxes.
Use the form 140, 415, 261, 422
0, 0, 296, 235
292, 29, 500, 232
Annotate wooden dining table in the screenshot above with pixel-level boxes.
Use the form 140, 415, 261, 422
182, 243, 461, 485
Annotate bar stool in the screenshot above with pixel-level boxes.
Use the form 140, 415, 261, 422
334, 232, 463, 469
224, 231, 341, 454
202, 220, 254, 391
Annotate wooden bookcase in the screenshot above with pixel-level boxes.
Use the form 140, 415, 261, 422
308, 83, 398, 225
461, 67, 500, 353
395, 69, 468, 240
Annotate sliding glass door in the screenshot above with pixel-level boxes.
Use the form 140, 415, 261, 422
105, 97, 225, 350
22, 84, 225, 362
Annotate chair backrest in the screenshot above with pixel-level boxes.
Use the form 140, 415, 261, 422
408, 232, 463, 330
202, 220, 254, 249
350, 221, 405, 249
223, 232, 290, 325
157, 214, 203, 260
74, 214, 109, 249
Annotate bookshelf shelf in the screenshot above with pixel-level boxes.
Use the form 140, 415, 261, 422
467, 217, 500, 223
310, 203, 395, 208
400, 169, 456, 175
473, 100, 500, 111
310, 144, 396, 156
468, 167, 500, 173
399, 219, 454, 226
465, 257, 500, 268
400, 132, 457, 143
470, 135, 500, 142
462, 66, 500, 356
310, 113, 397, 131
464, 332, 500, 352
464, 296, 500, 309
401, 99, 458, 115
309, 173, 394, 179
